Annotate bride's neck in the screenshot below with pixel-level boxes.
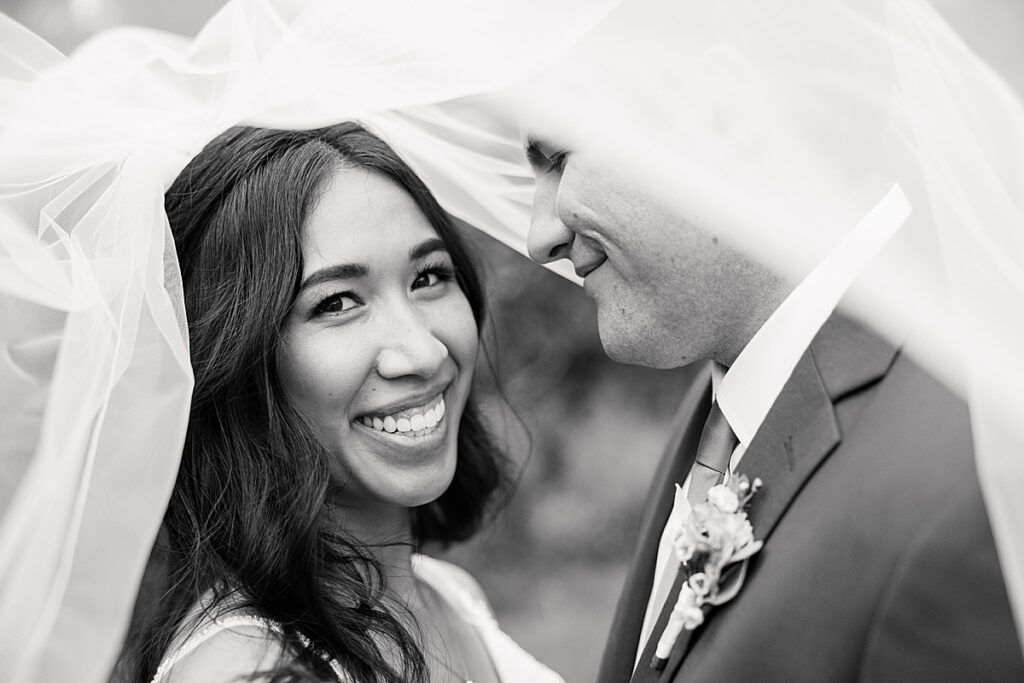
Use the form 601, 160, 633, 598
330, 500, 421, 606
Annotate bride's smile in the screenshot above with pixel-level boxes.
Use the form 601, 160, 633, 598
355, 392, 447, 434
353, 392, 451, 460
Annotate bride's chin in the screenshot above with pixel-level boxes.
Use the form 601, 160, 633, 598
390, 480, 452, 508
376, 463, 457, 509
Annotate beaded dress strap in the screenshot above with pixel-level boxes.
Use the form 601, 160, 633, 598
150, 613, 350, 683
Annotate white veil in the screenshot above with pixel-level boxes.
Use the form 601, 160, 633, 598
1, 1, 1023, 681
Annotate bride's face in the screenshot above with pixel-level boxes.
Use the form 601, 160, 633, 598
277, 167, 478, 510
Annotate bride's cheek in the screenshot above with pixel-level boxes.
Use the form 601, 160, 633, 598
319, 332, 375, 403
279, 328, 364, 424
439, 296, 479, 366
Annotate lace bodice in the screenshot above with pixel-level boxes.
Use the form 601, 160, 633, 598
150, 555, 564, 683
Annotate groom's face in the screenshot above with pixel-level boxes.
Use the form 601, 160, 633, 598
525, 133, 773, 369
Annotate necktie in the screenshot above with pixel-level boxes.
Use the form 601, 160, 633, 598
687, 402, 737, 505
631, 403, 737, 681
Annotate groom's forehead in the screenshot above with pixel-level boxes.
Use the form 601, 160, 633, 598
519, 120, 553, 150
517, 74, 641, 162
518, 107, 588, 157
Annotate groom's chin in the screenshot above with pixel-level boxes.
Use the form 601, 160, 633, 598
597, 318, 692, 370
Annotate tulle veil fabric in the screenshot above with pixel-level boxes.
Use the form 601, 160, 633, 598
1, 1, 1022, 682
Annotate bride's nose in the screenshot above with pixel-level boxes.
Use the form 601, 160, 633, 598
374, 307, 449, 379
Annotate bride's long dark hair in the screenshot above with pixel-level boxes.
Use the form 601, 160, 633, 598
131, 123, 509, 683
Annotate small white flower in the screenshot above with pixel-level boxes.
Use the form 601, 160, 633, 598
673, 524, 699, 564
687, 572, 712, 597
674, 540, 695, 564
682, 605, 705, 629
676, 585, 706, 629
734, 519, 754, 549
721, 513, 754, 549
707, 484, 740, 513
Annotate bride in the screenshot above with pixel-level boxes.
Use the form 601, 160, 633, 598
125, 122, 561, 683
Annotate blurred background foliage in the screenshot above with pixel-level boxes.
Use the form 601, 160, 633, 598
3, 0, 1022, 681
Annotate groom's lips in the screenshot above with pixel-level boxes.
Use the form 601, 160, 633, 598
574, 255, 607, 278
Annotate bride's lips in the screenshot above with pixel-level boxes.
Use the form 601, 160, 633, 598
351, 390, 451, 453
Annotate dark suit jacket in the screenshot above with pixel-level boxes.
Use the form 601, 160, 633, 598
598, 317, 1024, 682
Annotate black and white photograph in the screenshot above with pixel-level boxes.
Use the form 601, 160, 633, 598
1, 1, 1023, 682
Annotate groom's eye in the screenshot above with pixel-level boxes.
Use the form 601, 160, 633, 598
544, 151, 568, 174
526, 139, 569, 175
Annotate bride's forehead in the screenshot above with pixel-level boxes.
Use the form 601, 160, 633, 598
300, 169, 437, 268
305, 169, 433, 237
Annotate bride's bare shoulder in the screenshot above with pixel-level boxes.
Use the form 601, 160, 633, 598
413, 554, 493, 615
158, 618, 285, 683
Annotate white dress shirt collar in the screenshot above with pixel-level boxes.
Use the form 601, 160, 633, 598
716, 185, 910, 447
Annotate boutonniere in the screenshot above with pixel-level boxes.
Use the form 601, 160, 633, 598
652, 473, 763, 670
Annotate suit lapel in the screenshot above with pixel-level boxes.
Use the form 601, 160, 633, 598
742, 316, 898, 545
655, 317, 898, 681
739, 348, 841, 542
596, 367, 712, 683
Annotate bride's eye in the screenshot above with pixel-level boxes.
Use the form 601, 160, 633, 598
312, 292, 362, 317
412, 262, 456, 291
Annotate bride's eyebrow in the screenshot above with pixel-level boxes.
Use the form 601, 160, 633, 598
298, 263, 368, 293
298, 238, 447, 293
409, 237, 448, 260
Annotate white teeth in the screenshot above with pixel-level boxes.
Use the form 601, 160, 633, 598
359, 395, 447, 435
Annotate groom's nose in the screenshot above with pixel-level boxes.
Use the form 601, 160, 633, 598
528, 174, 574, 264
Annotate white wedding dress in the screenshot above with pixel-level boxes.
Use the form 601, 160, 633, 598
150, 555, 564, 683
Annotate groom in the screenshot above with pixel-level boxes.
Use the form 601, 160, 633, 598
522, 134, 1024, 679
